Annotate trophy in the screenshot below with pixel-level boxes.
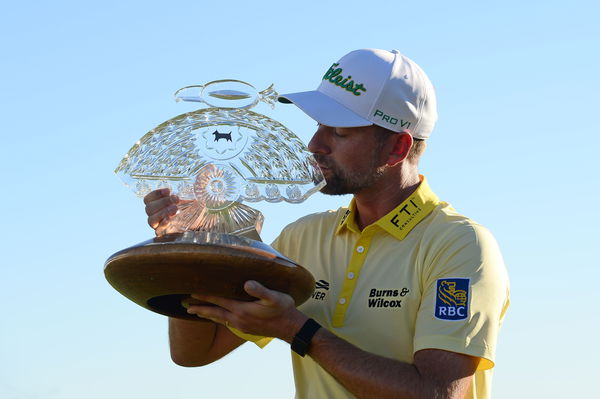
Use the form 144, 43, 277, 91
104, 80, 325, 321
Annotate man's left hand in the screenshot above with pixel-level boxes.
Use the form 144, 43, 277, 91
185, 280, 308, 343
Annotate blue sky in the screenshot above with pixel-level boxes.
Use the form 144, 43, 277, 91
1, 1, 598, 397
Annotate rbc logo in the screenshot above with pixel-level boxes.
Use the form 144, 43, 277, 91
435, 278, 469, 321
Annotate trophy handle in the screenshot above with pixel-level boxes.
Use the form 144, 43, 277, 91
174, 81, 278, 109
174, 85, 205, 103
258, 84, 278, 109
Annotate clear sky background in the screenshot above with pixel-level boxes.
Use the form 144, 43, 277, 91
1, 1, 598, 398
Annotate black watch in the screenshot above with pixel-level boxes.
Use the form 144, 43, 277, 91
291, 318, 321, 357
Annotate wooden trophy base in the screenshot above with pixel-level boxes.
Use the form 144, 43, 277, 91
104, 232, 315, 321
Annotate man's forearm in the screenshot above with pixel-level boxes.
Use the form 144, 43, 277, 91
168, 318, 244, 367
303, 327, 475, 399
169, 318, 217, 366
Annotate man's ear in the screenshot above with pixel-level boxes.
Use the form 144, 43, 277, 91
386, 132, 413, 166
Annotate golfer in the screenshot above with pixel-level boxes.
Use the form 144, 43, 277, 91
144, 48, 510, 399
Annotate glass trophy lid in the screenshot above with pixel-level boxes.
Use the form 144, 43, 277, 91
114, 80, 326, 236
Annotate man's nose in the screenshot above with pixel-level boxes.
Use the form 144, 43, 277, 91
308, 125, 330, 155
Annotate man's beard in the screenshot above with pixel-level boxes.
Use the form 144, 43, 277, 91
314, 154, 387, 195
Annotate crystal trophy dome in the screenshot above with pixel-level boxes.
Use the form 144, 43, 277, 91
114, 80, 325, 238
105, 80, 324, 320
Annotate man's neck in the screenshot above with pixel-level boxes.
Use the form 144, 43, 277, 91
352, 168, 421, 231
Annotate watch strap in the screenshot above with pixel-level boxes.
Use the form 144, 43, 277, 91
291, 318, 321, 357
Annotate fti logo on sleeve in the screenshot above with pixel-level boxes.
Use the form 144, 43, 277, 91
435, 278, 469, 320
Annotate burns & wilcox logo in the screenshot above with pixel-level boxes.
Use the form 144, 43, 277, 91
367, 287, 410, 309
435, 278, 469, 321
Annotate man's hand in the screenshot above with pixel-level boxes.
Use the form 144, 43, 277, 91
185, 280, 307, 342
143, 188, 180, 235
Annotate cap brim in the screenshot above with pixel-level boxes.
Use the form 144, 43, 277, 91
278, 90, 372, 128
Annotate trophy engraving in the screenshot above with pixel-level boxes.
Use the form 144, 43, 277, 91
105, 80, 324, 320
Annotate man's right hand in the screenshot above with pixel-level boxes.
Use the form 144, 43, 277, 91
143, 188, 180, 235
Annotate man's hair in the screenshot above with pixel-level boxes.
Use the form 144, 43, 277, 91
373, 126, 427, 163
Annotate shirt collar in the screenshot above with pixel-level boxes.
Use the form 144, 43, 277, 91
335, 175, 440, 240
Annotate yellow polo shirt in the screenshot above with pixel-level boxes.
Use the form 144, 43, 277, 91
269, 177, 510, 399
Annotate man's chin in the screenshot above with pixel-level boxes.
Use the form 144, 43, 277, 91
319, 185, 351, 196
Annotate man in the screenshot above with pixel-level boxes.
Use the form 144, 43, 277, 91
144, 49, 510, 398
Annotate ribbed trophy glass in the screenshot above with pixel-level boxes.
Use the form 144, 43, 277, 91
104, 80, 325, 320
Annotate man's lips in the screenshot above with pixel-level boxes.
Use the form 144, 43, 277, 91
316, 164, 332, 176
314, 156, 332, 172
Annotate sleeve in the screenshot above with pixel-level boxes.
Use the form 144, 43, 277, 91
226, 326, 273, 348
270, 232, 284, 254
270, 220, 302, 262
413, 224, 510, 370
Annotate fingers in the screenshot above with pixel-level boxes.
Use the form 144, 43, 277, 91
144, 189, 180, 229
145, 194, 179, 216
154, 215, 172, 234
190, 293, 239, 311
143, 188, 171, 204
184, 295, 236, 324
189, 281, 275, 311
147, 202, 178, 229
186, 304, 230, 324
243, 280, 276, 303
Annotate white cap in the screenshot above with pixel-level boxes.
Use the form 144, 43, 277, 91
279, 49, 438, 139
